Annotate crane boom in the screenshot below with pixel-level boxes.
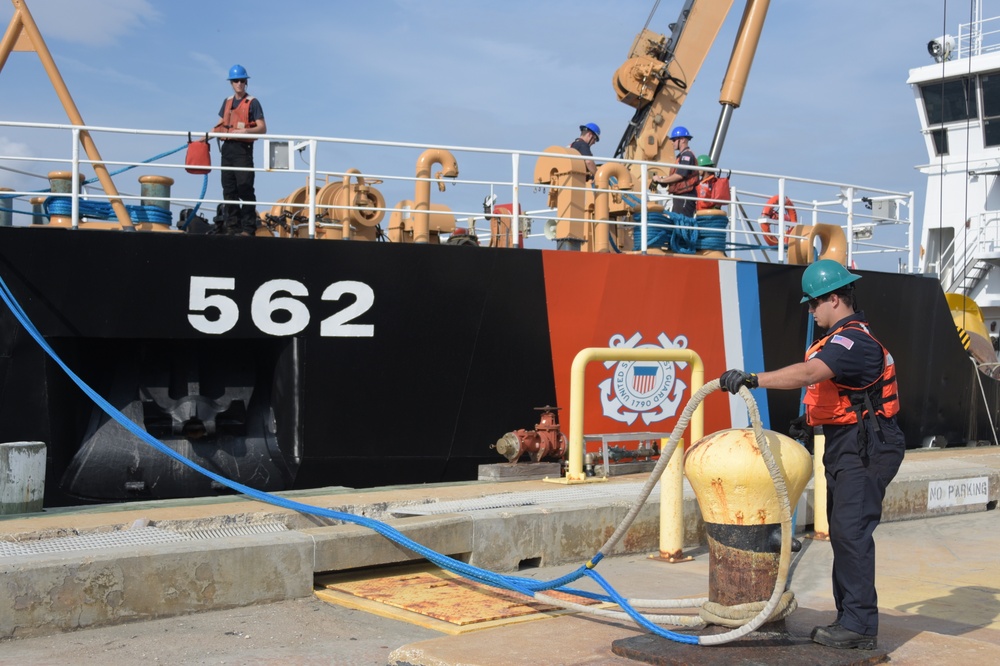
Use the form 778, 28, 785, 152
613, 0, 770, 167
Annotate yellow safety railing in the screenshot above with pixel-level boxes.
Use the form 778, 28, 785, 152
548, 347, 704, 561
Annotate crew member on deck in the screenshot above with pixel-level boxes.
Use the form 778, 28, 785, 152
212, 64, 266, 236
569, 122, 600, 180
652, 126, 698, 217
719, 260, 905, 651
694, 154, 730, 213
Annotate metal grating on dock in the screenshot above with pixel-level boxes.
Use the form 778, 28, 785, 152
0, 522, 288, 558
0, 526, 189, 557
176, 523, 288, 539
391, 482, 663, 516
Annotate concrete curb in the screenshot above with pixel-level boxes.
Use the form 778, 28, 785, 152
1, 532, 314, 639
0, 448, 996, 639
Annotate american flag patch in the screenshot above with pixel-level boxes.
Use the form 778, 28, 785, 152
831, 334, 854, 350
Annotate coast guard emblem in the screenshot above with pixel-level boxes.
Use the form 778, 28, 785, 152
599, 332, 688, 426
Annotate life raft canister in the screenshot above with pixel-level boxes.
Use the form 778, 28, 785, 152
185, 132, 211, 175
760, 195, 797, 246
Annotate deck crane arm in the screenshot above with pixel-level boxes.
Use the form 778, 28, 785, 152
613, 0, 770, 167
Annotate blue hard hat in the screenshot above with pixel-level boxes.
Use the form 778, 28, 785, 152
670, 126, 692, 140
227, 64, 250, 80
580, 122, 601, 141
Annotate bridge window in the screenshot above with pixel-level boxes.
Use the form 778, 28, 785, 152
920, 77, 977, 125
981, 74, 1000, 147
930, 128, 949, 156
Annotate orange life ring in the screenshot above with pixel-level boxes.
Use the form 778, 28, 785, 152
761, 195, 797, 246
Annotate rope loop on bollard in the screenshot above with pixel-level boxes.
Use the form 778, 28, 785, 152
564, 379, 797, 644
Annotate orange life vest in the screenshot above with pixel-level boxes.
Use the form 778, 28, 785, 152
667, 149, 699, 195
803, 321, 899, 427
216, 95, 257, 142
695, 175, 730, 211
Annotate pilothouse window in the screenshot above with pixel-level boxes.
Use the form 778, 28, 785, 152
981, 75, 1000, 147
920, 77, 977, 125
931, 128, 949, 155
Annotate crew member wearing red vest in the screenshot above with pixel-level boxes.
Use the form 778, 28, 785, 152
719, 260, 904, 651
212, 64, 266, 236
652, 126, 698, 217
693, 154, 730, 213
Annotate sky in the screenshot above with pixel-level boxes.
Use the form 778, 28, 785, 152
0, 0, 982, 260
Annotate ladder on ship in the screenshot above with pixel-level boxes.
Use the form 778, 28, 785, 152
946, 255, 992, 295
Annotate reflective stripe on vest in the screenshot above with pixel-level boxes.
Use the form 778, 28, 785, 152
804, 321, 900, 426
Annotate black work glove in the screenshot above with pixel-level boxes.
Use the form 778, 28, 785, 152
788, 413, 808, 440
720, 369, 758, 394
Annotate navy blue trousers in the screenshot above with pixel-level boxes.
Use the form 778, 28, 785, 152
822, 416, 905, 636
220, 140, 257, 234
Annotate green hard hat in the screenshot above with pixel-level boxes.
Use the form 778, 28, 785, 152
697, 154, 714, 167
800, 259, 861, 303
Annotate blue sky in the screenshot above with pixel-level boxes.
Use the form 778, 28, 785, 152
0, 0, 976, 246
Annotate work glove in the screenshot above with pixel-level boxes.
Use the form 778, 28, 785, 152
720, 369, 758, 394
788, 414, 808, 440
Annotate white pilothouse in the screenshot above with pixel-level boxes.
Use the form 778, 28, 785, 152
914, 1, 1000, 359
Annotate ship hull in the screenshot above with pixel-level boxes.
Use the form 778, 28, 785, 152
0, 227, 993, 505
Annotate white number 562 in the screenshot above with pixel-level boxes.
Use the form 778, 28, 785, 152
187, 276, 374, 337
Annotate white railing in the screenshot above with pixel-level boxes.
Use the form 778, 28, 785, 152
958, 13, 1000, 58
933, 211, 1000, 292
0, 120, 915, 273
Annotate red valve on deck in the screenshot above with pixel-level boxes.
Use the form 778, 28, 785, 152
493, 406, 568, 463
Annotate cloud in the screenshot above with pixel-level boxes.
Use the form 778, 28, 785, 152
4, 0, 160, 47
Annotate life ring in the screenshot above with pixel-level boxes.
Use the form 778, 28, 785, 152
760, 195, 797, 246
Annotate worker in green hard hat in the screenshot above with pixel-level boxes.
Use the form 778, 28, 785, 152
693, 154, 730, 214
718, 259, 905, 651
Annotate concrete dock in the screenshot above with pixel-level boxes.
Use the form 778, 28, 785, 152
1, 446, 998, 664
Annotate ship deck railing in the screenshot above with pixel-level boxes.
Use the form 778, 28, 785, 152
959, 14, 1000, 59
931, 211, 1000, 294
0, 120, 916, 273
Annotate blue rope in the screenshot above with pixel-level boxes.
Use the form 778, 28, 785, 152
0, 143, 191, 224
89, 143, 188, 184
44, 196, 172, 225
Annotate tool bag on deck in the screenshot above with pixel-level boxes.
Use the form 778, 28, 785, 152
185, 132, 211, 174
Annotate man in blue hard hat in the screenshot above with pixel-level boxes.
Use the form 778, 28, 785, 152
212, 64, 267, 236
653, 126, 698, 217
569, 122, 600, 180
718, 260, 905, 651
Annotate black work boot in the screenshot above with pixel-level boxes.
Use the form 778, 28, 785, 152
811, 624, 877, 650
809, 621, 840, 640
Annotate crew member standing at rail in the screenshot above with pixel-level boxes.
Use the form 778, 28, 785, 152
213, 64, 267, 236
569, 122, 600, 180
652, 126, 698, 217
718, 260, 905, 651
694, 154, 730, 213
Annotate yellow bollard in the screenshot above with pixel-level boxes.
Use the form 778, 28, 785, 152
655, 438, 689, 562
138, 175, 175, 212
30, 196, 46, 225
685, 429, 812, 610
810, 428, 830, 540
0, 187, 12, 226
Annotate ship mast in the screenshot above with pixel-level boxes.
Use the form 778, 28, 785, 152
0, 0, 135, 229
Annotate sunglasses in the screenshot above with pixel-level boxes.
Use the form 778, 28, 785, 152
805, 294, 829, 308
232, 79, 247, 84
